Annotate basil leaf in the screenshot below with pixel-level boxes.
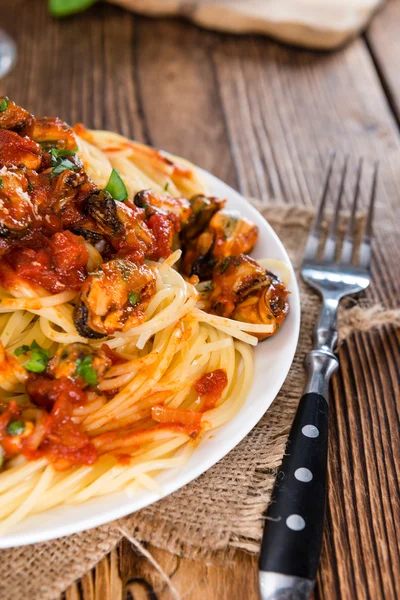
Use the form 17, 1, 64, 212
75, 356, 98, 386
49, 0, 98, 18
128, 292, 140, 305
105, 168, 128, 202
6, 420, 25, 436
0, 97, 9, 112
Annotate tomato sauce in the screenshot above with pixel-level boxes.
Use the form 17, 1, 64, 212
100, 344, 126, 366
2, 230, 88, 293
23, 376, 96, 470
147, 213, 177, 260
194, 369, 228, 410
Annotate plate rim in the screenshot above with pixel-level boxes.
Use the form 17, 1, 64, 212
0, 168, 301, 548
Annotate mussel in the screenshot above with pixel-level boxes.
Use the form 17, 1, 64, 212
180, 194, 225, 245
134, 189, 191, 225
73, 259, 156, 338
182, 209, 258, 279
208, 254, 289, 340
0, 169, 34, 238
47, 342, 112, 387
0, 96, 33, 132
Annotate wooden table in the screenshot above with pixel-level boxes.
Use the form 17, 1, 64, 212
2, 1, 399, 599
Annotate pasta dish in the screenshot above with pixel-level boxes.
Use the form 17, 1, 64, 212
0, 98, 289, 532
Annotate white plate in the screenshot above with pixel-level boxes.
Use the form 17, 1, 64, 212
0, 169, 300, 548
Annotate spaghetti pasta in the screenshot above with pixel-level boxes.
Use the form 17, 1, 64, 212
0, 98, 290, 534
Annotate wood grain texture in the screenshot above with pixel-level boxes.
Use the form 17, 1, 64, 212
1, 1, 399, 599
366, 0, 400, 126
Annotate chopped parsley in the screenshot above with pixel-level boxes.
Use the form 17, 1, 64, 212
49, 147, 78, 177
105, 168, 128, 202
51, 158, 77, 176
75, 356, 98, 386
6, 420, 25, 436
49, 147, 77, 162
164, 182, 170, 192
14, 344, 30, 356
14, 340, 50, 373
27, 181, 34, 192
0, 97, 9, 112
128, 292, 140, 305
0, 176, 3, 190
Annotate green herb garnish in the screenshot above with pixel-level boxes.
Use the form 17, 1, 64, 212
105, 168, 128, 202
6, 420, 25, 436
14, 344, 30, 356
128, 292, 140, 305
75, 356, 98, 386
0, 177, 3, 190
51, 158, 77, 176
48, 0, 98, 18
15, 340, 50, 373
49, 147, 77, 162
164, 182, 170, 192
0, 97, 9, 112
219, 258, 230, 274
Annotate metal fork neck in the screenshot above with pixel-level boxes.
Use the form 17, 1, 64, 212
313, 294, 339, 354
304, 293, 339, 400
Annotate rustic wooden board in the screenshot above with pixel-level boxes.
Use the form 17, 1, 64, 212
365, 0, 400, 123
1, 2, 399, 599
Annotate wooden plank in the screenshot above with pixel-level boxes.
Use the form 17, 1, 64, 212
365, 0, 400, 126
1, 2, 399, 600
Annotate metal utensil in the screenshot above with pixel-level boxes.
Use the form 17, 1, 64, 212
258, 155, 378, 600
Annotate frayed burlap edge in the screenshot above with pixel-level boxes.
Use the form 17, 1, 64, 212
1, 201, 399, 600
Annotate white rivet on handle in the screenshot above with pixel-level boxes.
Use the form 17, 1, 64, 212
294, 467, 313, 482
286, 514, 306, 531
302, 424, 319, 438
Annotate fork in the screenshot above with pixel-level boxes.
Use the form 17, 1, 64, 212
258, 155, 378, 600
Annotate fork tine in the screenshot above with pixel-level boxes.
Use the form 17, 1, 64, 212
340, 158, 363, 264
303, 152, 335, 261
359, 161, 378, 269
323, 155, 349, 261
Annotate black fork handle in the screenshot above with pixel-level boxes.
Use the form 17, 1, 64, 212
259, 392, 329, 599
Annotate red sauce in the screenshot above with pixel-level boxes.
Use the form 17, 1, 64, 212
23, 376, 96, 470
147, 213, 176, 260
26, 375, 86, 410
100, 344, 126, 366
194, 369, 228, 410
117, 454, 131, 465
0, 129, 41, 169
3, 230, 88, 293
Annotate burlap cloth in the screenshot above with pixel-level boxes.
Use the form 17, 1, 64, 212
1, 202, 399, 600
